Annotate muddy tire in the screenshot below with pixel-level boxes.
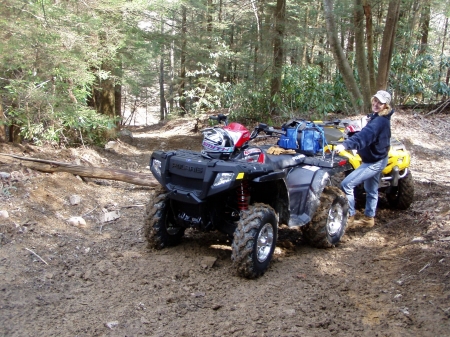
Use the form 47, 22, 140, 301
144, 186, 185, 249
302, 186, 349, 248
386, 171, 414, 210
231, 204, 278, 279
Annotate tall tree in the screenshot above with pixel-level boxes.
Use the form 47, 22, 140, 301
354, 0, 371, 111
160, 18, 167, 120
0, 102, 5, 142
419, 1, 431, 55
270, 0, 286, 112
179, 5, 187, 113
363, 1, 376, 93
323, 0, 363, 112
376, 0, 401, 90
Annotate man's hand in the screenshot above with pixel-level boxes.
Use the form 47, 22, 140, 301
334, 144, 346, 153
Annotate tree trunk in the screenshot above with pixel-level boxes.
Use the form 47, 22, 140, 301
160, 19, 167, 121
437, 17, 448, 100
323, 0, 363, 112
270, 0, 286, 113
169, 14, 175, 113
354, 0, 371, 112
228, 18, 235, 82
0, 102, 6, 142
446, 68, 450, 100
419, 1, 430, 55
115, 83, 121, 125
346, 30, 354, 56
250, 0, 261, 82
0, 153, 158, 187
300, 6, 310, 66
9, 125, 21, 143
99, 79, 115, 116
363, 2, 376, 93
99, 65, 117, 120
376, 0, 401, 90
207, 0, 213, 49
179, 5, 187, 114
114, 59, 122, 125
307, 6, 322, 65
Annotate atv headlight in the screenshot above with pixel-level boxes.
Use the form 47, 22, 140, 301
213, 172, 234, 187
151, 159, 162, 177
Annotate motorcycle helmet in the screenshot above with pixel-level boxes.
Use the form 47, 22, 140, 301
201, 128, 235, 159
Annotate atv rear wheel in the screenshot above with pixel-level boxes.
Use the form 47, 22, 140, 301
231, 204, 278, 279
386, 171, 414, 210
302, 186, 349, 248
144, 186, 185, 249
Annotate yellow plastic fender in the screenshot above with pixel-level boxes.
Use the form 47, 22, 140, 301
325, 144, 411, 175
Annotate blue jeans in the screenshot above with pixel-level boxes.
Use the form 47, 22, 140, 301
341, 156, 388, 217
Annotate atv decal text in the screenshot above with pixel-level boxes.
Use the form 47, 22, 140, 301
244, 148, 262, 156
292, 154, 306, 161
171, 163, 204, 173
202, 140, 234, 153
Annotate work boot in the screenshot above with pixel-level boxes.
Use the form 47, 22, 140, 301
353, 215, 375, 228
347, 215, 355, 227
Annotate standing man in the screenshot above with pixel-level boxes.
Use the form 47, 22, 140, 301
335, 90, 394, 227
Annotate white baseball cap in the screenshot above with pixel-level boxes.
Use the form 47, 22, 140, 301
373, 90, 391, 105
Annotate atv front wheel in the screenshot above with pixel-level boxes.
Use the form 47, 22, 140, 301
144, 186, 185, 249
386, 171, 414, 210
302, 186, 349, 248
231, 204, 278, 279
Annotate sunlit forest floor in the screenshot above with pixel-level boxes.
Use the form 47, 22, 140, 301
1, 110, 449, 336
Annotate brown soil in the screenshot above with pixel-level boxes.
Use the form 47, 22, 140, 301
0, 112, 449, 337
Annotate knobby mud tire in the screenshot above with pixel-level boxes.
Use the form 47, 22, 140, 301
386, 171, 414, 210
144, 186, 185, 249
231, 204, 278, 279
302, 186, 349, 248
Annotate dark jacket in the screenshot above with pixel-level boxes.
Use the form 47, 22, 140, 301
342, 110, 394, 163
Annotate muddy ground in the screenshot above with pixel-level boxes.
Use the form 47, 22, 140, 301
0, 111, 449, 337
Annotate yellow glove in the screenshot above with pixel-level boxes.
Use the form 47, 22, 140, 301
267, 146, 282, 155
267, 146, 296, 155
281, 149, 296, 154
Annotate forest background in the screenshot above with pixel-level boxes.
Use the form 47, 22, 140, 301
0, 0, 449, 145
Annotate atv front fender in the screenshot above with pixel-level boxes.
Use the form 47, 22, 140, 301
286, 167, 330, 227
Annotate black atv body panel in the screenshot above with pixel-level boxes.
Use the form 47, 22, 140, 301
283, 157, 351, 227
151, 149, 279, 203
150, 146, 351, 230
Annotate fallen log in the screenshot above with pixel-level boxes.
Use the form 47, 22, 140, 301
0, 152, 158, 187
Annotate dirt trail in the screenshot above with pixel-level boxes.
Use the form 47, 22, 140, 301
0, 112, 449, 337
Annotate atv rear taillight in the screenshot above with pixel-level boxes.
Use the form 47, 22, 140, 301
257, 153, 265, 163
338, 159, 347, 166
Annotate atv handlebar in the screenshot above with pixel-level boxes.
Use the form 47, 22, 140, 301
209, 114, 228, 125
249, 123, 286, 140
208, 114, 286, 140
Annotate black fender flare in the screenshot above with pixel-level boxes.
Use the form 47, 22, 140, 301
286, 167, 331, 227
304, 169, 331, 221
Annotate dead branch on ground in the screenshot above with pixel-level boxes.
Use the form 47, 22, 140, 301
0, 153, 158, 187
426, 99, 450, 116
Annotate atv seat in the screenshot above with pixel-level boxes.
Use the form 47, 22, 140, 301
322, 127, 344, 143
265, 153, 306, 170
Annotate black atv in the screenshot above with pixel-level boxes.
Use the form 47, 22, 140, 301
145, 114, 351, 279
